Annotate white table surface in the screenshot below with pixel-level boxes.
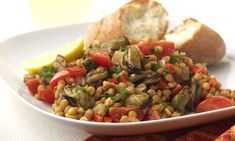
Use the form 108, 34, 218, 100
0, 0, 235, 141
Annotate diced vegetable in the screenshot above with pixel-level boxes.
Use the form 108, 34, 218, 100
195, 96, 233, 113
165, 63, 174, 72
144, 108, 161, 120
137, 41, 175, 58
38, 85, 55, 104
170, 54, 187, 64
112, 87, 127, 102
94, 114, 104, 122
171, 84, 183, 99
109, 107, 146, 122
191, 64, 208, 74
89, 49, 111, 68
108, 78, 118, 84
125, 93, 151, 108
25, 78, 41, 95
41, 66, 57, 79
171, 86, 191, 113
50, 68, 86, 88
119, 71, 128, 83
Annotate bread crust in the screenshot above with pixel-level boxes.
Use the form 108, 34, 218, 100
84, 0, 168, 48
166, 18, 226, 65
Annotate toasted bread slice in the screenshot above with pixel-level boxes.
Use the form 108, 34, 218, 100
84, 0, 168, 48
165, 18, 226, 65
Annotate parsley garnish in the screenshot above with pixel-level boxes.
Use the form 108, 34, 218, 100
104, 93, 112, 99
119, 47, 128, 52
153, 46, 162, 54
41, 66, 57, 78
162, 69, 169, 76
72, 87, 87, 94
151, 63, 159, 71
170, 54, 187, 64
112, 87, 127, 102
115, 65, 123, 77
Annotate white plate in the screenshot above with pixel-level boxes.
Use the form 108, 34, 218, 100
0, 23, 235, 136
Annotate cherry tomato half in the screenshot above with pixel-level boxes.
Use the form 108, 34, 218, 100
195, 96, 233, 113
38, 85, 55, 105
26, 78, 40, 95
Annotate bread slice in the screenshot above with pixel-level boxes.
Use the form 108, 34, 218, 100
165, 18, 226, 65
84, 0, 168, 48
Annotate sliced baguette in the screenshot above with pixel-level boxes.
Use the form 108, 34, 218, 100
84, 0, 168, 48
165, 18, 226, 65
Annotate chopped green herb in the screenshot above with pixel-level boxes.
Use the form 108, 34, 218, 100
215, 91, 221, 96
41, 66, 57, 78
119, 47, 128, 52
72, 87, 87, 94
151, 63, 159, 71
115, 65, 122, 77
89, 43, 99, 51
104, 93, 112, 99
112, 87, 127, 102
153, 46, 162, 54
83, 58, 97, 71
170, 54, 187, 64
162, 69, 169, 76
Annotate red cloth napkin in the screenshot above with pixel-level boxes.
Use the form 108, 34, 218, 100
85, 117, 235, 141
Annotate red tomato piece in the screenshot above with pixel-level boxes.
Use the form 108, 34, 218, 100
144, 108, 161, 120
195, 96, 233, 113
26, 78, 41, 95
104, 117, 112, 122
108, 78, 119, 84
165, 63, 174, 72
191, 64, 208, 74
38, 85, 55, 104
137, 41, 175, 58
209, 79, 221, 90
109, 107, 146, 122
89, 49, 111, 68
157, 78, 169, 89
171, 84, 183, 99
50, 68, 86, 88
94, 114, 104, 122
120, 71, 128, 83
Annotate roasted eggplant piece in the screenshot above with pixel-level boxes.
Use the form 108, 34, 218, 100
111, 51, 125, 65
123, 45, 142, 73
176, 66, 190, 81
53, 55, 67, 70
100, 36, 130, 51
83, 57, 97, 71
134, 83, 147, 94
187, 82, 202, 111
63, 86, 92, 109
125, 93, 152, 108
129, 71, 160, 85
110, 36, 130, 51
86, 67, 108, 85
171, 86, 191, 113
93, 103, 108, 114
143, 72, 161, 85
129, 73, 147, 83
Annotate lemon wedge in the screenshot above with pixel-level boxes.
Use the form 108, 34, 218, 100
22, 37, 84, 73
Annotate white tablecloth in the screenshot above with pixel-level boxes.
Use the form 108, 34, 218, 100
0, 0, 235, 141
